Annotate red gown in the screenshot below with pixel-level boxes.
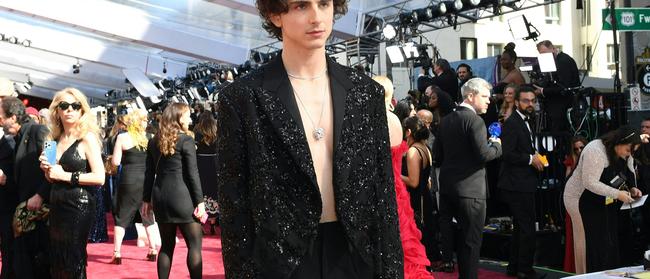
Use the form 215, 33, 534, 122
391, 141, 434, 279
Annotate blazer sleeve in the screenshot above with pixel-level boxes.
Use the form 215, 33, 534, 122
34, 125, 51, 201
469, 114, 502, 163
216, 93, 257, 278
501, 118, 530, 166
371, 86, 404, 279
543, 54, 580, 97
181, 135, 203, 207
143, 140, 156, 203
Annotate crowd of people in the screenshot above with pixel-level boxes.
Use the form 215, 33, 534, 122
0, 1, 649, 279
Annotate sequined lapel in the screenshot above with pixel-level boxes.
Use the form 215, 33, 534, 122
261, 57, 318, 190
327, 58, 352, 154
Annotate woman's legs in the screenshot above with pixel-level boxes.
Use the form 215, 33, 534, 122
178, 222, 203, 279
157, 223, 178, 279
113, 226, 125, 259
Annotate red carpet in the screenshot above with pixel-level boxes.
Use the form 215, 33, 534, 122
1, 214, 512, 278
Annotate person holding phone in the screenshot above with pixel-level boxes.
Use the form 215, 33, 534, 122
564, 126, 646, 274
142, 103, 204, 279
38, 88, 105, 279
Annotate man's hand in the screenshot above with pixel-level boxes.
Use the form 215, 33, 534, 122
489, 137, 501, 145
630, 187, 643, 199
27, 194, 43, 211
0, 169, 5, 186
531, 155, 545, 172
533, 85, 543, 96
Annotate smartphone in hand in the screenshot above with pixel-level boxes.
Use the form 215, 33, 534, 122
44, 141, 57, 165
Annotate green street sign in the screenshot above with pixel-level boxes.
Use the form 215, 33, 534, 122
602, 8, 650, 31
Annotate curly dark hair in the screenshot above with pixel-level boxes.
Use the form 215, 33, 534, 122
256, 0, 349, 40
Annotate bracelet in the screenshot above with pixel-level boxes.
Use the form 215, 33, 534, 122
71, 172, 80, 186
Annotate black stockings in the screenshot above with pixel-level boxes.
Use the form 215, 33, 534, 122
157, 222, 203, 279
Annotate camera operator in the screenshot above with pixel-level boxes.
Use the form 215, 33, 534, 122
564, 126, 648, 274
533, 40, 580, 133
418, 59, 460, 104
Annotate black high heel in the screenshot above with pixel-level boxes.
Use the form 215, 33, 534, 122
110, 251, 122, 265
146, 249, 157, 262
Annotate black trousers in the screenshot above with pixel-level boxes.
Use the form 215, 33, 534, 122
0, 211, 15, 279
501, 189, 536, 275
291, 222, 373, 279
439, 194, 486, 279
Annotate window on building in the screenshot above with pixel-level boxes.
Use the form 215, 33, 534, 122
607, 44, 617, 64
545, 1, 561, 25
582, 44, 592, 71
487, 43, 504, 57
460, 38, 477, 60
581, 0, 591, 26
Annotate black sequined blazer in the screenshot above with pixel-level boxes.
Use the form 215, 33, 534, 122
216, 56, 403, 279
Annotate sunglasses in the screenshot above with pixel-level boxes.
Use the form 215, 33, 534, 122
57, 101, 82, 111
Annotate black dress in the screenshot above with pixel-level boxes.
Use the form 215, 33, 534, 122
195, 133, 218, 217
579, 158, 630, 272
402, 143, 440, 262
49, 140, 96, 279
114, 144, 151, 227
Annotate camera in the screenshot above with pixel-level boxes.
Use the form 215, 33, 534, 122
610, 173, 629, 190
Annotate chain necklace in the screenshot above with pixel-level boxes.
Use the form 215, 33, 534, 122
290, 78, 328, 141
287, 69, 328, 81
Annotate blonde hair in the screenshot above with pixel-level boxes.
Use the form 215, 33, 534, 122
48, 88, 100, 141
125, 110, 148, 151
157, 103, 190, 156
373, 76, 394, 111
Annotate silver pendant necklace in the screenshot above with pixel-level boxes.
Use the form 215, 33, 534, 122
290, 74, 328, 141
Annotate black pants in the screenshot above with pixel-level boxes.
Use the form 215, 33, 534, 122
0, 211, 15, 279
501, 189, 536, 275
439, 194, 486, 279
291, 222, 373, 279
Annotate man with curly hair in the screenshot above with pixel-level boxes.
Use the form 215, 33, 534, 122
216, 1, 403, 278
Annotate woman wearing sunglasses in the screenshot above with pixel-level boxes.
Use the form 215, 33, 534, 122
39, 88, 105, 278
564, 126, 648, 274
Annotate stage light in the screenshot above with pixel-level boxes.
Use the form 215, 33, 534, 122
382, 24, 397, 40
412, 7, 433, 23
7, 37, 17, 44
399, 12, 416, 26
21, 40, 30, 47
72, 60, 81, 74
444, 0, 464, 13
462, 0, 481, 6
386, 45, 405, 63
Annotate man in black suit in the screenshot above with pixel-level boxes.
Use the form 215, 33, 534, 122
435, 77, 502, 279
498, 86, 545, 279
418, 59, 461, 103
0, 78, 17, 279
216, 1, 402, 278
0, 97, 50, 279
534, 40, 580, 133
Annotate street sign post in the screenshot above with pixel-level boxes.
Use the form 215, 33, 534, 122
603, 8, 650, 31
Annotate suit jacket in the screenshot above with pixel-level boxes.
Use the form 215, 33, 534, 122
143, 133, 203, 223
541, 51, 580, 120
417, 70, 460, 103
14, 121, 50, 202
216, 55, 403, 279
0, 135, 16, 213
498, 111, 540, 193
435, 106, 502, 199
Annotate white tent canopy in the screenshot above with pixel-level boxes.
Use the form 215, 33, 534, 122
0, 0, 431, 100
